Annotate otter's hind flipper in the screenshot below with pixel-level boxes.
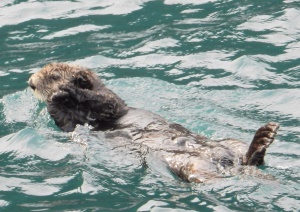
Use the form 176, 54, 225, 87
245, 122, 280, 166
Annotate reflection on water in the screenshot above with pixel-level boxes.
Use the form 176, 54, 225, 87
0, 0, 299, 211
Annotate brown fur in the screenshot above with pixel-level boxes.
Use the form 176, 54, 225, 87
29, 63, 103, 101
29, 63, 128, 131
28, 63, 279, 183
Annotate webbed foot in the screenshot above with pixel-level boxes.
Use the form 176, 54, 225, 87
245, 122, 280, 166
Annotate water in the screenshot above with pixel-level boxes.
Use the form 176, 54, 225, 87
0, 0, 299, 211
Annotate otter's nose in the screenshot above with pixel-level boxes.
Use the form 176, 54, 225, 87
28, 78, 36, 90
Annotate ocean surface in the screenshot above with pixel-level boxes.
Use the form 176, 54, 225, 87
0, 0, 300, 211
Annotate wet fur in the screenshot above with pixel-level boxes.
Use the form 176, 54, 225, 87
29, 63, 127, 132
29, 63, 279, 183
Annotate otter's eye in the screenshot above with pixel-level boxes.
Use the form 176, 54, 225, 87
50, 74, 61, 80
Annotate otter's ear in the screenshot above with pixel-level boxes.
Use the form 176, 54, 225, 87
74, 71, 93, 90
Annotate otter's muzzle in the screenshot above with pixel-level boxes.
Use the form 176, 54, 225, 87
28, 78, 36, 90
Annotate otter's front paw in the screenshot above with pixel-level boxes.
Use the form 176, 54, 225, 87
49, 89, 77, 109
51, 90, 70, 102
58, 84, 77, 96
58, 84, 90, 102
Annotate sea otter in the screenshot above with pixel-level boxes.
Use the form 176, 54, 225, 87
28, 63, 279, 183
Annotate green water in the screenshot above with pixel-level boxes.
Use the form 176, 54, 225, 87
0, 0, 299, 211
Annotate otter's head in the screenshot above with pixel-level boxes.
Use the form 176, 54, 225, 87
28, 63, 101, 101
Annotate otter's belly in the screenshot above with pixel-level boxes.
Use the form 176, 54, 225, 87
114, 107, 166, 129
107, 108, 248, 182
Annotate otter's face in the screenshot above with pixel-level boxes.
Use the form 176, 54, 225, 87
28, 63, 97, 101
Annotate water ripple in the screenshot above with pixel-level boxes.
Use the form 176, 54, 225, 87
0, 0, 299, 211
